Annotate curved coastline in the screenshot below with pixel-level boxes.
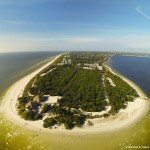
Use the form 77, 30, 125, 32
0, 55, 149, 134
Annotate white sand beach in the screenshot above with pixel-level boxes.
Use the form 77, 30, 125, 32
0, 55, 149, 134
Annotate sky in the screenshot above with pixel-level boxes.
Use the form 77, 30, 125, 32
0, 0, 150, 53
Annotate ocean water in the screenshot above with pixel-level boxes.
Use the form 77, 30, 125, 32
0, 53, 150, 150
108, 56, 150, 97
0, 51, 62, 96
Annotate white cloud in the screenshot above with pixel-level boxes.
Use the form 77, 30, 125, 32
0, 34, 150, 52
124, 35, 150, 49
63, 37, 103, 43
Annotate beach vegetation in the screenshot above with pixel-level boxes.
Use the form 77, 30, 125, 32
43, 118, 57, 128
40, 104, 51, 114
17, 52, 139, 129
104, 70, 139, 114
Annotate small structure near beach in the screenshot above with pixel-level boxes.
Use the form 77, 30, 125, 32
33, 95, 44, 103
25, 101, 38, 110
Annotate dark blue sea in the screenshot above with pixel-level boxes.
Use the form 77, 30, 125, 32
107, 56, 150, 98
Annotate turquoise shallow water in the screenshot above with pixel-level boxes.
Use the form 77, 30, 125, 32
0, 53, 150, 150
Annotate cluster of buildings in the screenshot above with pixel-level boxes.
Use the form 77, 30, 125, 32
58, 55, 72, 66
25, 95, 45, 111
57, 54, 105, 71
25, 95, 61, 111
75, 63, 103, 70
82, 63, 102, 70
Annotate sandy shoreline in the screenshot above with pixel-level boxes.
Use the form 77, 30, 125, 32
0, 55, 149, 134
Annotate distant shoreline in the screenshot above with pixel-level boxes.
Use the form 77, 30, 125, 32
0, 54, 149, 134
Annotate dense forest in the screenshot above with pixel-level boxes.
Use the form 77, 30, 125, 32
31, 66, 106, 112
104, 69, 139, 114
17, 52, 139, 129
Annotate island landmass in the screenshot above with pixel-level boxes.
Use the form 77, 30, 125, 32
0, 52, 149, 133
